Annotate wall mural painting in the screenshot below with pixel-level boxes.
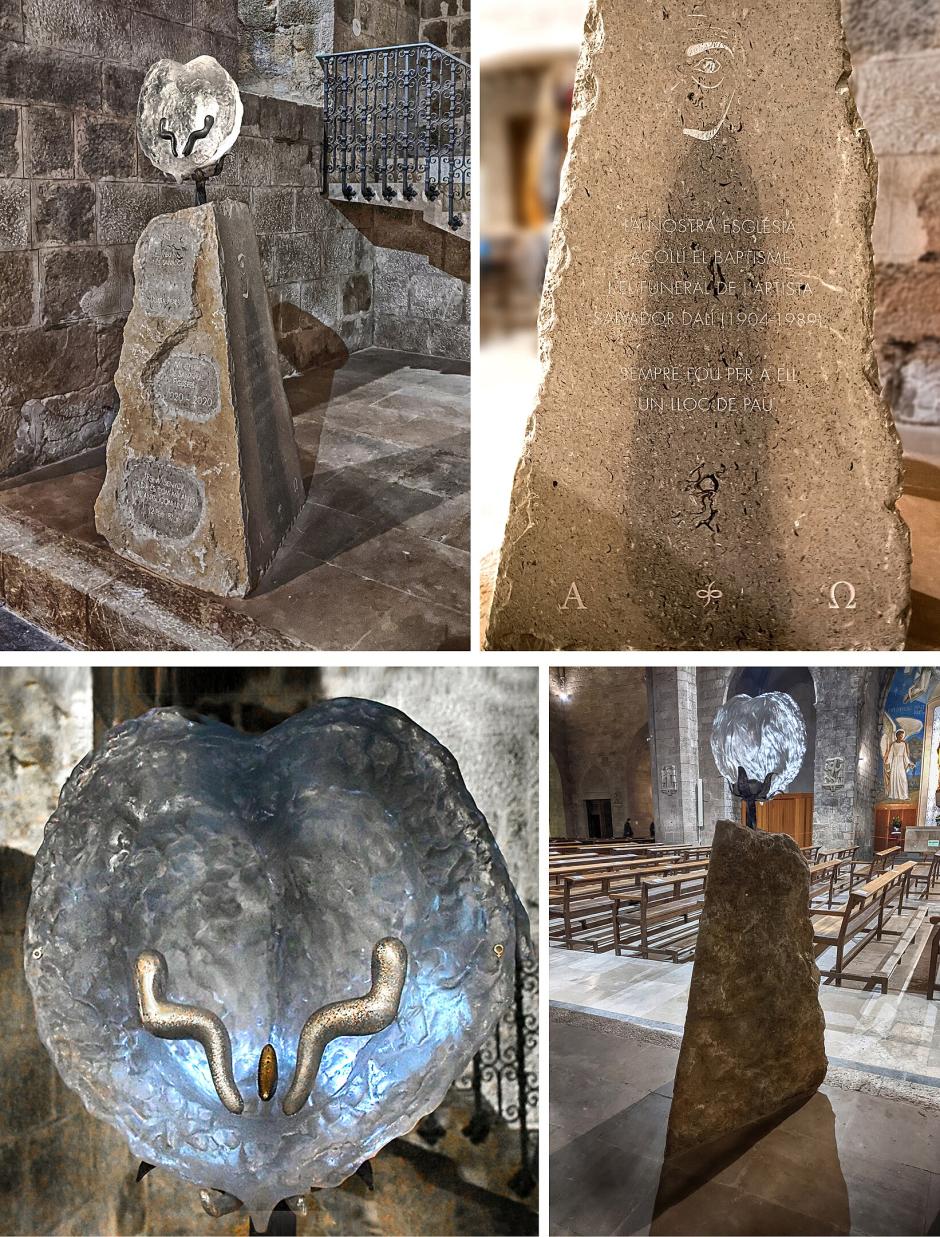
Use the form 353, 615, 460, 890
878, 668, 937, 816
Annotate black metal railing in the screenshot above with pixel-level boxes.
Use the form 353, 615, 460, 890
317, 43, 470, 231
417, 939, 539, 1198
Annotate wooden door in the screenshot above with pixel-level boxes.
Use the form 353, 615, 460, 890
741, 793, 813, 848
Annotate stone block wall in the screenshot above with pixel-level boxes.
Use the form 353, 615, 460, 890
420, 0, 470, 60
548, 667, 651, 839
846, 0, 940, 428
334, 0, 420, 54
373, 246, 470, 358
0, 0, 350, 481
238, 0, 334, 103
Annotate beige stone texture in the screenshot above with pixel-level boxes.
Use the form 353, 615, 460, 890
486, 0, 911, 651
95, 200, 305, 597
666, 820, 828, 1157
855, 50, 940, 156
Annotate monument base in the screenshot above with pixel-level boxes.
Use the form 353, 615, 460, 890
666, 820, 828, 1157
95, 200, 305, 599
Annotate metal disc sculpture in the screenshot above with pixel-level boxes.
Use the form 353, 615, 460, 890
25, 701, 529, 1231
711, 691, 808, 828
138, 55, 243, 202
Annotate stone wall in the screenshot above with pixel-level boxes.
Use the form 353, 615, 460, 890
238, 0, 334, 104
334, 0, 420, 53
420, 0, 470, 60
0, 667, 92, 853
846, 0, 940, 428
549, 667, 652, 839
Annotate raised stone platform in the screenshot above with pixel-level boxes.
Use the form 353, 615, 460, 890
0, 349, 470, 651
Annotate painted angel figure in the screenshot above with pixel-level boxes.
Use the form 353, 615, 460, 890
881, 712, 918, 801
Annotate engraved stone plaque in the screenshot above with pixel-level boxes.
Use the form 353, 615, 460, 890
154, 352, 221, 422
136, 218, 201, 321
822, 756, 845, 790
660, 764, 678, 795
486, 0, 911, 652
125, 457, 203, 540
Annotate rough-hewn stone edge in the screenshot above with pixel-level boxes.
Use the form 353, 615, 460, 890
0, 506, 308, 651
484, 0, 603, 651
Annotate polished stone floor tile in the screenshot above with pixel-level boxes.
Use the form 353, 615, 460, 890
549, 1012, 940, 1235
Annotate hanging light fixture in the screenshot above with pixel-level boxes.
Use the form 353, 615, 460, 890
25, 700, 529, 1231
710, 691, 807, 828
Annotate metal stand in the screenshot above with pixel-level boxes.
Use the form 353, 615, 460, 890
191, 157, 226, 207
249, 1201, 296, 1237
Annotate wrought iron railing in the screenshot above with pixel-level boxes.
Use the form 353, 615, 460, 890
417, 940, 539, 1198
317, 43, 470, 231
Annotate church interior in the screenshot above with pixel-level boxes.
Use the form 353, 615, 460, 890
549, 665, 940, 1237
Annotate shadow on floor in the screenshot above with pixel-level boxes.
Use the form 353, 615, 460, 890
651, 1092, 850, 1237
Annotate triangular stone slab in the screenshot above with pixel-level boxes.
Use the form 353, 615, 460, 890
666, 819, 828, 1158
486, 0, 910, 650
96, 200, 305, 598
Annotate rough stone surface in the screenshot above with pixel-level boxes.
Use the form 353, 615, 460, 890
666, 819, 828, 1155
0, 669, 92, 853
25, 702, 528, 1224
487, 0, 911, 651
96, 200, 305, 597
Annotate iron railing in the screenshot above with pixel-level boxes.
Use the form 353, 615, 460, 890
417, 940, 539, 1198
317, 43, 470, 231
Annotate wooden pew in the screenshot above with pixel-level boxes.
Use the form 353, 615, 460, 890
910, 851, 940, 900
549, 858, 708, 952
808, 857, 844, 910
812, 861, 920, 992
846, 846, 901, 892
927, 916, 940, 1000
610, 868, 707, 962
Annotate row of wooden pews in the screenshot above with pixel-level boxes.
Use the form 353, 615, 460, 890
549, 842, 711, 955
551, 837, 940, 991
810, 846, 940, 994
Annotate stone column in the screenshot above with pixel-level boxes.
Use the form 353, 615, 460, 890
695, 667, 736, 841
648, 668, 699, 844
811, 667, 869, 854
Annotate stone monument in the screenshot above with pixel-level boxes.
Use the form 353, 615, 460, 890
95, 58, 304, 598
486, 0, 911, 651
665, 820, 827, 1158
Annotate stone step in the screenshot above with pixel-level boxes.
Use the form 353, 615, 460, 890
326, 183, 471, 240
0, 506, 307, 651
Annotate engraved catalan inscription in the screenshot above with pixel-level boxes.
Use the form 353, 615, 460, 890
154, 352, 221, 422
136, 218, 201, 320
125, 457, 203, 540
486, 0, 910, 652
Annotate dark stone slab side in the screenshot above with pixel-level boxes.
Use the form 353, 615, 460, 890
666, 819, 828, 1157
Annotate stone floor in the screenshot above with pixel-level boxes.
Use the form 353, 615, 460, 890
0, 348, 470, 651
549, 1008, 940, 1236
549, 897, 940, 1085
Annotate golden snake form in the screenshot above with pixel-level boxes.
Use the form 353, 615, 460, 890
133, 937, 408, 1116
